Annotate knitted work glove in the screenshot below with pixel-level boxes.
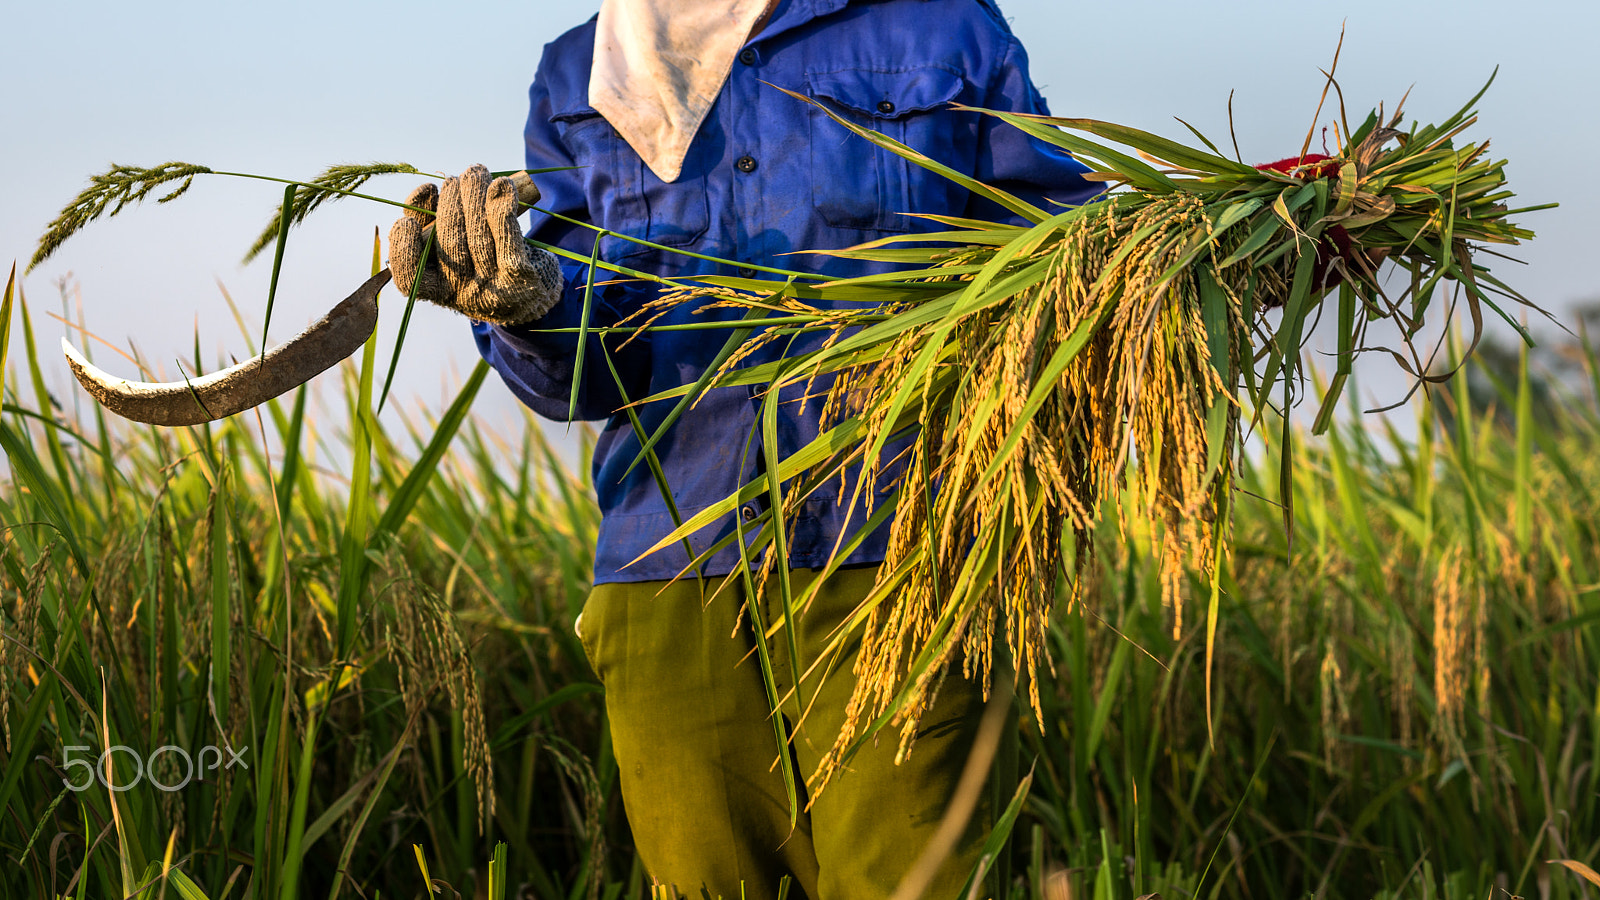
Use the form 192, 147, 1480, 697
388, 165, 563, 326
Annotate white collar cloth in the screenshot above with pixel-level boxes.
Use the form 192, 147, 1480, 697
590, 0, 778, 183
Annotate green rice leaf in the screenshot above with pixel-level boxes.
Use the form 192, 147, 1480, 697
997, 110, 1262, 176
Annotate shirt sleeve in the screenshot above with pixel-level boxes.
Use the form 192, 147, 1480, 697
965, 33, 1103, 224
471, 64, 653, 423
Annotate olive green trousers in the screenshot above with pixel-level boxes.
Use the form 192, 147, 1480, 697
578, 566, 1007, 900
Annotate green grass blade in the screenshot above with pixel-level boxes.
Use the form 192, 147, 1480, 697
334, 243, 384, 658
1014, 112, 1263, 176
618, 305, 769, 481
567, 230, 605, 422
0, 420, 90, 574
209, 477, 232, 733
321, 736, 412, 900
487, 843, 508, 900
965, 108, 1183, 193
373, 361, 489, 539
18, 288, 76, 496
0, 263, 14, 405
261, 183, 296, 342
1514, 337, 1533, 552
597, 336, 702, 575
760, 387, 805, 711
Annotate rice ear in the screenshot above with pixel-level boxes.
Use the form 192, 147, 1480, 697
635, 79, 1543, 792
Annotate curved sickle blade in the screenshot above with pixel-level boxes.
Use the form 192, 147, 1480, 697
64, 269, 391, 426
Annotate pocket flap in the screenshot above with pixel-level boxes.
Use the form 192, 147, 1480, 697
549, 102, 603, 124
806, 65, 963, 119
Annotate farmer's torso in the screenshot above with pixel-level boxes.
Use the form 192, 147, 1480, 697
474, 0, 1098, 583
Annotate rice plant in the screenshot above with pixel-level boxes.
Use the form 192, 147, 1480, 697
0, 267, 619, 899
629, 73, 1553, 792
5, 274, 1600, 899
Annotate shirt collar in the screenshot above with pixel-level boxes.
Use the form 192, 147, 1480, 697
590, 0, 778, 183
748, 0, 849, 45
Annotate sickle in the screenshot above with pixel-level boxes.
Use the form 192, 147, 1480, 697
63, 171, 542, 426
63, 268, 390, 426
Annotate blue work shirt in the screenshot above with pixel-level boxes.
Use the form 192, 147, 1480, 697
473, 0, 1099, 584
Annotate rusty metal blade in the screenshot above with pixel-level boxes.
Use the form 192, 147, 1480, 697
64, 269, 390, 426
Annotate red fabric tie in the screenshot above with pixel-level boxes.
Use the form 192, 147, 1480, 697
1252, 153, 1355, 301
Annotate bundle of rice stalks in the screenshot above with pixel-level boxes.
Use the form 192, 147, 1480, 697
636, 72, 1549, 790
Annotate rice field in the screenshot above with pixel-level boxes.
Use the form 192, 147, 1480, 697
1, 65, 1593, 900
2, 253, 1598, 899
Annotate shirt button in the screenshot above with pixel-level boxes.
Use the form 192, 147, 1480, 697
736, 155, 758, 173
739, 48, 757, 66
737, 266, 756, 278
876, 100, 896, 115
740, 504, 759, 522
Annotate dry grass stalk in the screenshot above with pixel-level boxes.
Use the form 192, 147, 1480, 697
1431, 545, 1469, 752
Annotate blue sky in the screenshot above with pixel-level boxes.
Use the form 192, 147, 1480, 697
3, 0, 1595, 428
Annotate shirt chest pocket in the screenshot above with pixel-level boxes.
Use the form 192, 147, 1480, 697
550, 104, 710, 267
805, 65, 968, 233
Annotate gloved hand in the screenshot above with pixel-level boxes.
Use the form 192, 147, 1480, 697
387, 164, 563, 326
